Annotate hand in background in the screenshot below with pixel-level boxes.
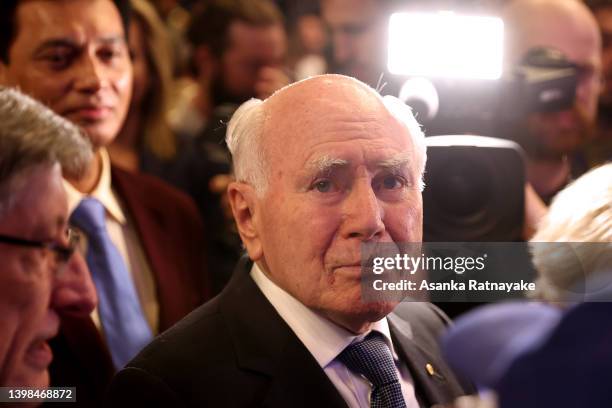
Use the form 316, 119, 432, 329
255, 66, 291, 99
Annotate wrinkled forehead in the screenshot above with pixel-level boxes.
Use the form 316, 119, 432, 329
265, 76, 383, 121
14, 0, 125, 43
0, 163, 67, 236
261, 79, 414, 167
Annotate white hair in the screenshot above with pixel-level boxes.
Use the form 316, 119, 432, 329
529, 163, 612, 302
225, 76, 427, 195
0, 87, 92, 217
225, 98, 268, 195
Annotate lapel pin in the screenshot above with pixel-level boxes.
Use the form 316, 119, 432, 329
425, 363, 445, 381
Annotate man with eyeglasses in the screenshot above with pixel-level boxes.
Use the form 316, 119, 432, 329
0, 87, 96, 392
0, 0, 211, 403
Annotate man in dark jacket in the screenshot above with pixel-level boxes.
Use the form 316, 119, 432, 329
109, 74, 474, 407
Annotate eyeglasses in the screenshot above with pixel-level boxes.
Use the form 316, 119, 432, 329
0, 228, 81, 265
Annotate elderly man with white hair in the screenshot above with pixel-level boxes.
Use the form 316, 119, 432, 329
0, 87, 96, 394
108, 74, 474, 407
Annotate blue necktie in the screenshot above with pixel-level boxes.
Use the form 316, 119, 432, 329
71, 197, 153, 369
338, 332, 407, 408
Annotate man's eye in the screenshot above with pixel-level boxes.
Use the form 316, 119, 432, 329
381, 175, 406, 190
42, 52, 72, 69
313, 180, 334, 193
98, 47, 126, 62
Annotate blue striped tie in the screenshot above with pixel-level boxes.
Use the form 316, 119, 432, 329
71, 197, 153, 369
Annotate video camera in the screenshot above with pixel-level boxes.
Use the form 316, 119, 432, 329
387, 12, 579, 137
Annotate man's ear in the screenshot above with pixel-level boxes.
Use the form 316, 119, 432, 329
192, 45, 218, 82
227, 181, 263, 261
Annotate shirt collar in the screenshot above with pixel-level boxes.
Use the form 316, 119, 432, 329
64, 148, 126, 224
251, 263, 400, 369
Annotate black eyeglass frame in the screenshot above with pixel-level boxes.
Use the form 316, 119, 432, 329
0, 228, 80, 263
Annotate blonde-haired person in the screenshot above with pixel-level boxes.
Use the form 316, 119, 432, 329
530, 163, 612, 303
108, 0, 177, 175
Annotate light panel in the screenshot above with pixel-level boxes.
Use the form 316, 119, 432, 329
388, 12, 504, 80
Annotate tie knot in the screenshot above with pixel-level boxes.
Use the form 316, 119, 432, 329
71, 197, 107, 234
338, 331, 399, 387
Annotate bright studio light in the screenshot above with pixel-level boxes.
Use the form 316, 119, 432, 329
388, 11, 504, 80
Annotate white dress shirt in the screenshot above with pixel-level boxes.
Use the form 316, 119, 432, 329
251, 263, 420, 408
64, 149, 159, 336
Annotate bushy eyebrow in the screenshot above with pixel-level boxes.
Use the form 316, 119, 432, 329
306, 155, 350, 175
377, 153, 412, 174
33, 36, 126, 55
305, 153, 413, 175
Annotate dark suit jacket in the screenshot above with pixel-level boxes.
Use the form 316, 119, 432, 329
107, 257, 474, 407
48, 166, 211, 406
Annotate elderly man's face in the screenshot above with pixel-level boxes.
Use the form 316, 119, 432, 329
0, 0, 132, 149
0, 164, 96, 387
250, 79, 422, 333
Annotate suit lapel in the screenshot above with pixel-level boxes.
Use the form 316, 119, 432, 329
219, 259, 348, 408
388, 313, 465, 407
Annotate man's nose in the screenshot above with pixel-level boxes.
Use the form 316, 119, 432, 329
51, 252, 97, 317
342, 181, 385, 241
73, 53, 106, 93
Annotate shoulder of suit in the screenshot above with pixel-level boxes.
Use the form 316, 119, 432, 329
111, 165, 201, 217
128, 296, 228, 371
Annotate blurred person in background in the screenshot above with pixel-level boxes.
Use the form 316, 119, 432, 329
496, 172, 612, 407
108, 0, 179, 175
109, 0, 232, 293
0, 0, 211, 403
149, 0, 192, 77
503, 0, 603, 204
166, 0, 291, 292
529, 162, 612, 304
280, 0, 328, 80
288, 12, 328, 80
170, 0, 289, 140
320, 0, 399, 92
441, 162, 612, 408
0, 88, 95, 393
289, 13, 327, 81
584, 0, 612, 165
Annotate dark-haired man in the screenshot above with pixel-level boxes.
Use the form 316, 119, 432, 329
0, 0, 210, 403
169, 0, 290, 292
172, 0, 289, 139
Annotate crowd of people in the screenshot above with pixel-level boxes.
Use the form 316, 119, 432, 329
0, 0, 610, 407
